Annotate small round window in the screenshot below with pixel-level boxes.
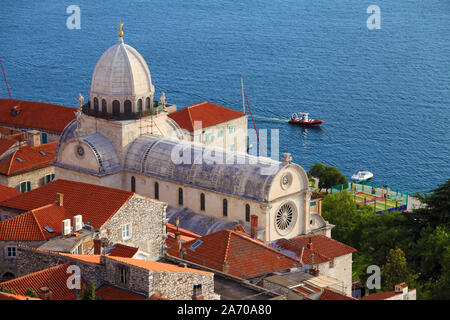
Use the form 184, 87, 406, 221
76, 146, 85, 157
280, 173, 292, 190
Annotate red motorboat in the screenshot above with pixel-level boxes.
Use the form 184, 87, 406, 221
288, 112, 323, 126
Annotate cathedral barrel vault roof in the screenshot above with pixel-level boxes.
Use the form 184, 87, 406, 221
125, 134, 284, 202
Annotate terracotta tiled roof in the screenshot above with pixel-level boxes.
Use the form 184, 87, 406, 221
0, 263, 82, 300
293, 283, 322, 296
0, 141, 58, 176
0, 184, 20, 202
59, 253, 102, 265
107, 243, 139, 258
168, 229, 300, 279
0, 179, 134, 228
95, 285, 148, 300
168, 101, 246, 131
0, 99, 76, 133
107, 256, 212, 274
0, 203, 72, 241
0, 291, 41, 300
318, 288, 356, 300
166, 223, 201, 242
270, 235, 356, 265
0, 137, 17, 156
359, 291, 399, 300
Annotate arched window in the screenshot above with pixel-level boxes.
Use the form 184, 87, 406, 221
146, 97, 151, 110
112, 100, 120, 116
178, 188, 183, 205
124, 100, 132, 114
93, 98, 99, 114
137, 99, 143, 112
200, 193, 205, 211
131, 176, 136, 193
101, 99, 107, 114
223, 199, 228, 217
245, 204, 250, 222
154, 182, 159, 200
2, 272, 14, 281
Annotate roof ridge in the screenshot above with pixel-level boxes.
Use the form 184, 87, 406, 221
5, 149, 18, 175
222, 229, 232, 264
0, 262, 71, 285
29, 209, 47, 240
230, 230, 301, 264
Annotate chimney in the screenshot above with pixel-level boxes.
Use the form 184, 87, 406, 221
38, 287, 53, 300
250, 214, 258, 239
55, 193, 64, 207
94, 237, 101, 255
73, 215, 83, 232
27, 130, 41, 147
307, 237, 313, 250
192, 283, 203, 300
62, 219, 71, 236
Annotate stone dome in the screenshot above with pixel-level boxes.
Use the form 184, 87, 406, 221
89, 36, 156, 116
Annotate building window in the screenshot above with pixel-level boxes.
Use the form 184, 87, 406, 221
119, 266, 128, 284
178, 188, 183, 206
245, 204, 250, 222
124, 100, 132, 114
223, 199, 228, 217
154, 182, 159, 200
44, 174, 55, 185
122, 224, 131, 240
7, 247, 16, 259
112, 100, 120, 116
310, 201, 317, 207
146, 97, 151, 110
102, 99, 107, 113
41, 132, 48, 144
137, 99, 143, 112
131, 176, 136, 193
204, 132, 212, 142
218, 130, 223, 138
229, 125, 235, 134
20, 181, 31, 193
329, 260, 335, 269
200, 193, 205, 211
72, 244, 82, 255
93, 97, 99, 114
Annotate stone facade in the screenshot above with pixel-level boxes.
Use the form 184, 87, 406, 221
99, 194, 168, 260
15, 246, 217, 300
316, 253, 353, 296
0, 164, 55, 193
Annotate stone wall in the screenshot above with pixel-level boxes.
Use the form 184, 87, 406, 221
0, 165, 55, 192
0, 241, 43, 280
100, 194, 167, 260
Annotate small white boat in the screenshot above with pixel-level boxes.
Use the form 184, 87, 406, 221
351, 169, 374, 182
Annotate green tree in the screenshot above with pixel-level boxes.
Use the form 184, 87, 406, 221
382, 248, 417, 291
309, 163, 326, 178
24, 288, 39, 298
81, 281, 96, 300
0, 287, 16, 295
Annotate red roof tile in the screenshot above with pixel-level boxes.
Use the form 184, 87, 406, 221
0, 179, 134, 228
168, 229, 300, 279
95, 285, 148, 300
0, 263, 82, 300
359, 291, 399, 300
318, 288, 356, 300
107, 243, 139, 258
107, 256, 212, 274
0, 99, 76, 133
0, 292, 41, 300
271, 235, 356, 265
168, 101, 246, 131
0, 184, 21, 202
0, 141, 57, 175
0, 137, 17, 156
0, 203, 72, 241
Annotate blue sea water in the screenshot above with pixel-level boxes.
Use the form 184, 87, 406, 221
0, 0, 448, 194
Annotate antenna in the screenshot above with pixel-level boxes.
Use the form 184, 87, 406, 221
240, 75, 245, 113
0, 59, 12, 99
